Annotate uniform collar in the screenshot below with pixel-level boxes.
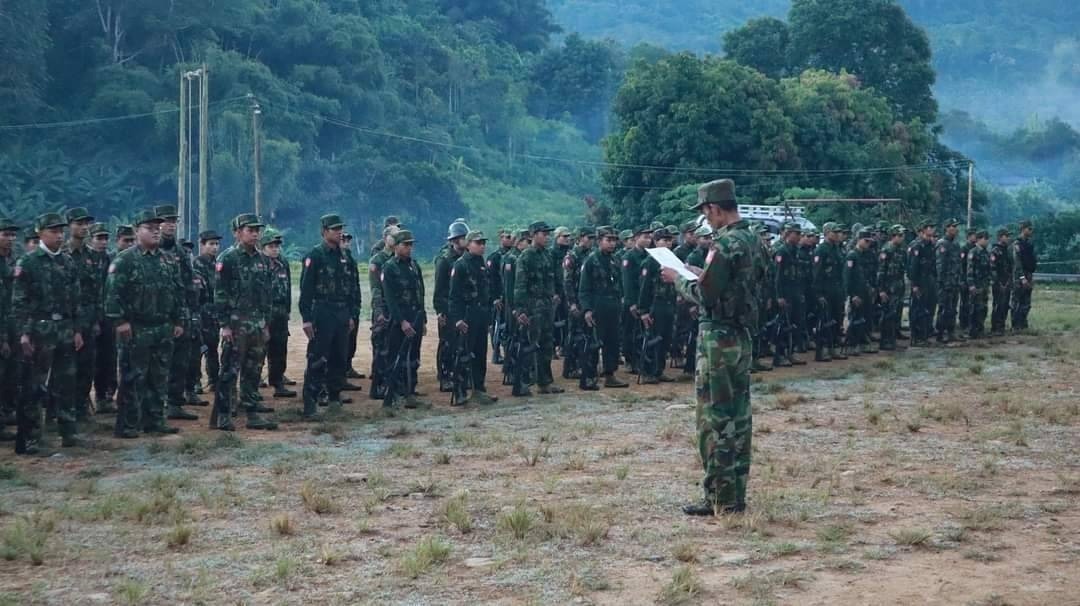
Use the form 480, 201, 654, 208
39, 241, 63, 257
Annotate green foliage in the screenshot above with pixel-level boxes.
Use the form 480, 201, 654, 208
723, 17, 792, 79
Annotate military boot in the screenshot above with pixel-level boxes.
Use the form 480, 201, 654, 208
144, 423, 180, 435
657, 374, 675, 383
61, 434, 89, 448
403, 395, 430, 409
787, 354, 807, 366
113, 428, 140, 439
772, 354, 792, 368
815, 347, 831, 362
283, 375, 297, 386
640, 374, 660, 384
253, 403, 276, 413
580, 378, 599, 391
341, 382, 362, 392
751, 359, 773, 372
829, 347, 847, 360
473, 391, 499, 405
604, 374, 629, 388
246, 414, 278, 431
272, 385, 297, 399
184, 393, 209, 407
14, 438, 41, 456
538, 383, 565, 394
167, 406, 199, 421
96, 397, 118, 414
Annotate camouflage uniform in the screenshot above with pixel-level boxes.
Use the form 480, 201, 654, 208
552, 230, 572, 360
156, 205, 198, 420
843, 235, 875, 354
1010, 223, 1036, 330
343, 239, 363, 380
638, 230, 678, 382
381, 231, 426, 406
561, 230, 592, 380
907, 225, 938, 345
0, 219, 19, 437
875, 229, 907, 350
934, 225, 964, 341
795, 237, 816, 351
676, 180, 755, 514
813, 227, 846, 360
13, 214, 82, 452
578, 229, 625, 388
501, 240, 524, 353
753, 228, 774, 366
434, 231, 466, 391
368, 242, 393, 398
64, 209, 106, 419
966, 234, 992, 338
448, 232, 495, 401
513, 222, 562, 393
192, 241, 220, 391
772, 229, 803, 366
620, 237, 649, 374
212, 214, 276, 429
299, 215, 357, 416
990, 232, 1013, 335
264, 232, 292, 393
959, 234, 977, 334
105, 213, 183, 437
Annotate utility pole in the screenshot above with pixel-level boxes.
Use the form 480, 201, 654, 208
967, 161, 974, 230
177, 71, 187, 233
251, 95, 262, 216
198, 64, 209, 235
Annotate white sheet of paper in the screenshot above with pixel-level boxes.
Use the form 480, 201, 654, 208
646, 247, 698, 281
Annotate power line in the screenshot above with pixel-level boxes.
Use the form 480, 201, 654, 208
0, 96, 250, 131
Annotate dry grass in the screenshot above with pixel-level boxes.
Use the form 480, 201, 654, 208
656, 566, 702, 606
300, 481, 341, 515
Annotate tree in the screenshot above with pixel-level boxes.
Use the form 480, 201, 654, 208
439, 0, 560, 53
528, 34, 624, 142
787, 0, 937, 123
0, 0, 50, 121
722, 17, 791, 79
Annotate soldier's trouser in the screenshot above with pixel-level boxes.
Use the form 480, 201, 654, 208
346, 314, 360, 371
554, 302, 567, 354
370, 322, 389, 396
959, 287, 971, 334
880, 290, 904, 348
695, 321, 752, 507
18, 324, 78, 442
213, 322, 266, 422
302, 304, 349, 409
199, 317, 220, 386
991, 284, 1011, 332
166, 328, 189, 409
621, 306, 639, 371
911, 287, 937, 342
186, 329, 201, 393
1010, 284, 1032, 329
0, 345, 17, 422
562, 313, 581, 378
645, 308, 675, 377
823, 292, 845, 349
683, 318, 698, 374
466, 308, 490, 390
969, 288, 989, 337
437, 323, 453, 385
386, 321, 423, 398
935, 286, 960, 336
846, 297, 868, 348
526, 303, 556, 386
592, 300, 621, 375
73, 328, 97, 416
115, 324, 172, 433
267, 314, 289, 388
94, 318, 116, 402
754, 301, 769, 357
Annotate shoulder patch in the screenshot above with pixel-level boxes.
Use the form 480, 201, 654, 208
369, 263, 378, 273
990, 255, 996, 262
450, 268, 455, 278
304, 257, 312, 268
563, 256, 572, 269
913, 250, 919, 257
504, 263, 511, 272
847, 260, 854, 268
939, 246, 945, 254
879, 253, 886, 260
705, 249, 715, 266
13, 266, 21, 278
774, 254, 782, 263
108, 263, 117, 274
215, 262, 224, 272
622, 259, 629, 267
813, 256, 820, 263
641, 268, 648, 277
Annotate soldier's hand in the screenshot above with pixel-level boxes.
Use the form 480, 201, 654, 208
552, 294, 561, 306
686, 265, 703, 277
438, 313, 446, 327
660, 268, 677, 283
494, 298, 503, 312
777, 298, 787, 309
456, 320, 468, 333
879, 292, 889, 303
401, 320, 416, 338
584, 311, 595, 327
569, 304, 580, 316
303, 322, 315, 339
173, 325, 184, 338
516, 312, 530, 326
629, 305, 639, 318
348, 318, 356, 332
852, 296, 862, 307
115, 322, 132, 341
263, 327, 270, 341
74, 332, 84, 351
220, 327, 234, 343
969, 285, 977, 293
641, 313, 653, 329
912, 286, 921, 297
689, 307, 699, 320
20, 334, 33, 358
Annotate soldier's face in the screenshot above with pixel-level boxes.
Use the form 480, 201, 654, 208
557, 235, 570, 246
118, 236, 135, 251
161, 218, 177, 238
580, 236, 593, 249
501, 235, 513, 248
600, 236, 617, 253
978, 236, 989, 247
24, 238, 39, 253
946, 225, 958, 238
324, 226, 343, 246
468, 240, 486, 256
532, 231, 549, 247
635, 234, 650, 248
892, 234, 904, 246
263, 242, 281, 258
785, 231, 800, 245
39, 227, 64, 250
69, 220, 91, 239
657, 237, 673, 249
91, 234, 109, 252
999, 236, 1010, 246
1022, 227, 1033, 238
395, 242, 413, 258
137, 223, 161, 248
238, 226, 261, 247
450, 236, 466, 252
0, 230, 15, 251
201, 240, 220, 257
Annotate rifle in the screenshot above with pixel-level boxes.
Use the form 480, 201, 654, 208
637, 330, 664, 383
382, 313, 421, 408
506, 330, 539, 396
491, 312, 504, 364
578, 327, 602, 383
436, 335, 450, 391
450, 332, 474, 405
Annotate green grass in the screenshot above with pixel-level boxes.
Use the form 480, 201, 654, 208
399, 536, 452, 579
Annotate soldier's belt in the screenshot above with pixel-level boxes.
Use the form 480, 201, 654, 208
36, 313, 69, 321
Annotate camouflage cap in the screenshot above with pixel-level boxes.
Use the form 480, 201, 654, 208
917, 219, 936, 230
259, 229, 283, 246
822, 221, 837, 233
234, 213, 264, 229
153, 204, 179, 220
1018, 219, 1033, 230
116, 224, 135, 238
382, 224, 401, 237
392, 230, 415, 245
576, 226, 595, 238
943, 218, 961, 228
693, 224, 714, 238
889, 224, 906, 236
320, 214, 344, 230
553, 226, 571, 238
875, 220, 890, 231
596, 225, 618, 238
783, 221, 802, 233
181, 239, 195, 249
465, 230, 487, 243
857, 229, 874, 240
619, 229, 633, 240
89, 222, 109, 236
680, 219, 698, 233
997, 228, 1011, 238
653, 228, 673, 240
755, 224, 770, 235
0, 217, 20, 232
975, 229, 989, 239
529, 221, 554, 234
803, 228, 819, 237
132, 209, 164, 227
834, 223, 850, 233
66, 207, 95, 224
515, 228, 532, 240
199, 230, 222, 242
648, 221, 665, 232
691, 178, 736, 210
634, 224, 654, 236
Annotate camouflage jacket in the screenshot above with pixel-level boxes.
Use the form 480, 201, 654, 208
368, 248, 392, 322
676, 220, 756, 328
380, 254, 425, 326
844, 249, 873, 299
501, 249, 520, 310
0, 252, 16, 340
299, 242, 357, 323
513, 245, 557, 315
876, 242, 907, 294
553, 243, 571, 301
773, 242, 801, 300
448, 252, 491, 324
485, 246, 511, 305
433, 247, 464, 317
960, 240, 976, 283
673, 241, 695, 262
966, 244, 991, 290
797, 244, 815, 296
65, 241, 106, 334
638, 255, 676, 313
686, 244, 709, 269
13, 246, 81, 339
578, 249, 621, 312
620, 247, 648, 309
192, 254, 216, 322
562, 244, 590, 308
161, 236, 195, 324
268, 256, 291, 318
105, 245, 183, 327
813, 241, 845, 297
935, 236, 963, 289
344, 248, 362, 318
907, 238, 937, 289
216, 244, 272, 329
1011, 237, 1037, 283
990, 242, 1013, 288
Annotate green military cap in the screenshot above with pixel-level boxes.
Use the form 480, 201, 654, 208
889, 224, 906, 236
996, 228, 1011, 238
383, 215, 400, 227
89, 222, 109, 236
0, 217, 20, 232
653, 228, 673, 240
153, 204, 179, 220
596, 225, 618, 238
116, 224, 135, 238
619, 229, 633, 240
342, 231, 353, 240
755, 224, 770, 235
648, 221, 665, 232
680, 219, 698, 233
132, 209, 164, 227
822, 222, 837, 233
181, 239, 195, 249
234, 213, 264, 229
576, 226, 595, 238
975, 229, 989, 239
382, 224, 401, 237
665, 224, 677, 234
875, 220, 890, 231
917, 219, 936, 230
199, 230, 222, 242
1018, 219, 1033, 230
466, 230, 487, 242
392, 230, 415, 245
693, 224, 714, 238
783, 221, 802, 233
23, 225, 39, 241
553, 226, 571, 238
834, 223, 849, 233
320, 213, 344, 230
66, 207, 95, 224
633, 224, 653, 236
515, 228, 532, 240
857, 229, 874, 239
259, 228, 283, 246
529, 220, 554, 234
691, 178, 736, 210
943, 218, 960, 228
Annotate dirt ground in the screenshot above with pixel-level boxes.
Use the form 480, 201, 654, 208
2, 285, 1079, 606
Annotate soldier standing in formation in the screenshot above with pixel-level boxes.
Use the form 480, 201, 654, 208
552, 226, 572, 360
381, 230, 426, 408
434, 221, 468, 392
340, 231, 364, 386
193, 230, 221, 396
958, 228, 978, 335
64, 208, 104, 421
89, 223, 117, 414
813, 223, 846, 361
561, 227, 593, 380
485, 229, 513, 364
934, 219, 964, 343
578, 226, 628, 390
1010, 220, 1037, 330
513, 222, 564, 396
966, 230, 992, 338
262, 229, 295, 399
155, 205, 199, 422
772, 223, 805, 367
876, 226, 907, 350
368, 224, 399, 399
844, 230, 876, 355
0, 219, 20, 442
907, 220, 937, 346
989, 228, 1012, 336
620, 226, 651, 374
448, 231, 498, 405
638, 228, 678, 383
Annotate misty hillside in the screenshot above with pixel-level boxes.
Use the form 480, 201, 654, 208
548, 0, 1080, 130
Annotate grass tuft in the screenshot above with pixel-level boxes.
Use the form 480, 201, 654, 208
656, 566, 701, 606
398, 536, 452, 579
300, 481, 341, 515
